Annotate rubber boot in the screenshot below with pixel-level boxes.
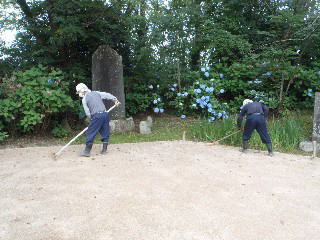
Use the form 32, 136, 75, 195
81, 144, 93, 157
266, 143, 273, 157
101, 142, 108, 155
240, 140, 249, 153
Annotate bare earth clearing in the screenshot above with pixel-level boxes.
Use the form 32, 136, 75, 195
0, 141, 319, 240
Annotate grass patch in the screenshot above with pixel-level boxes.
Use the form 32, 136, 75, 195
188, 110, 313, 154
1, 110, 313, 155
57, 116, 199, 146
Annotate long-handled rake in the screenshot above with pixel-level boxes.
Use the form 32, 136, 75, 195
53, 102, 120, 160
210, 129, 242, 145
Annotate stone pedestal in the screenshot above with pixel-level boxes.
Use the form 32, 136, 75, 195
109, 117, 135, 133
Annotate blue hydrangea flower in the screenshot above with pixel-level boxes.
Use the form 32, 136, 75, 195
157, 84, 160, 88
254, 79, 262, 84
158, 98, 161, 101
170, 88, 175, 91
201, 96, 206, 101
219, 74, 224, 79
259, 100, 264, 103
153, 99, 158, 104
205, 96, 210, 101
47, 79, 54, 84
308, 92, 313, 97
224, 115, 229, 119
204, 72, 209, 77
261, 62, 267, 67
207, 103, 212, 108
218, 113, 222, 118
201, 67, 206, 72
160, 108, 164, 113
173, 83, 177, 87
200, 84, 206, 89
177, 93, 181, 97
222, 111, 226, 114
181, 114, 186, 119
220, 89, 225, 94
154, 108, 159, 113
196, 89, 201, 94
308, 89, 313, 92
211, 117, 215, 121
208, 108, 213, 113
148, 85, 153, 89
183, 92, 188, 96
196, 98, 201, 103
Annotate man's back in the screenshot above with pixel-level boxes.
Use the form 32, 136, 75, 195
84, 91, 106, 115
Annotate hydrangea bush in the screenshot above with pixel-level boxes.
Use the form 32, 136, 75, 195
125, 61, 319, 118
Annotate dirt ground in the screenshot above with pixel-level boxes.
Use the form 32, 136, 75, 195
0, 141, 319, 240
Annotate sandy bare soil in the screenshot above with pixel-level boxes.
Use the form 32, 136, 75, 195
0, 141, 319, 240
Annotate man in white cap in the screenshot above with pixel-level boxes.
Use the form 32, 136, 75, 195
76, 83, 119, 157
237, 99, 273, 156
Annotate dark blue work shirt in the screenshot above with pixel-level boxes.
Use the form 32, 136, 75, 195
237, 102, 269, 127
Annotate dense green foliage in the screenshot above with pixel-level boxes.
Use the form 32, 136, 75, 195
0, 65, 74, 137
0, 0, 319, 140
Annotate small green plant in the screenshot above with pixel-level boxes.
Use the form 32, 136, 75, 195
0, 131, 9, 142
51, 125, 70, 138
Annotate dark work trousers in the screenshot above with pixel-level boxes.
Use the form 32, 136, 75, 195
86, 112, 110, 145
243, 114, 271, 144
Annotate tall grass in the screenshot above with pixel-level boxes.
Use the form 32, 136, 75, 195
188, 113, 311, 153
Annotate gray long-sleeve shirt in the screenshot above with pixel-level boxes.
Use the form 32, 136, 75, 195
82, 91, 117, 117
237, 102, 269, 127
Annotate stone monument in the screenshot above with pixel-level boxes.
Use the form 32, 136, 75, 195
299, 92, 320, 157
92, 45, 134, 133
313, 92, 320, 142
312, 92, 320, 157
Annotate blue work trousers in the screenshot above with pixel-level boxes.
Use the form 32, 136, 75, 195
86, 112, 110, 145
243, 114, 271, 144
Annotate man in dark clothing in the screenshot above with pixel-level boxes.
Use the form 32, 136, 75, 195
76, 83, 119, 157
237, 99, 273, 156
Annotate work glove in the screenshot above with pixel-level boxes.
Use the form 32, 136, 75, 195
238, 125, 243, 131
85, 117, 90, 125
114, 99, 121, 105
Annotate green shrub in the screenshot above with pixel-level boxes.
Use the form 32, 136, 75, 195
0, 131, 9, 142
0, 65, 75, 134
51, 125, 70, 138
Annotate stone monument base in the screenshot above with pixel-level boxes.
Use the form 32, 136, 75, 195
109, 117, 135, 133
299, 141, 320, 152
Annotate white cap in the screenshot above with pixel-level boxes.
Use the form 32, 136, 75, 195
76, 83, 89, 93
243, 99, 253, 106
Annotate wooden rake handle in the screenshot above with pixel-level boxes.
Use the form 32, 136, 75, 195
210, 129, 242, 145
